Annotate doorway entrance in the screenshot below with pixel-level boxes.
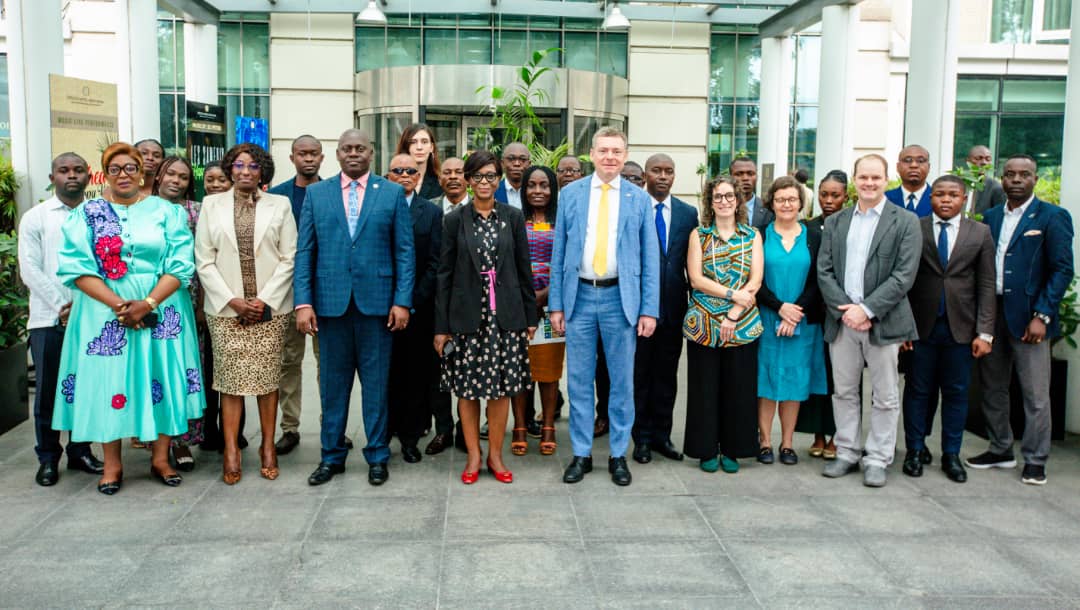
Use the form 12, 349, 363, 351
424, 112, 566, 159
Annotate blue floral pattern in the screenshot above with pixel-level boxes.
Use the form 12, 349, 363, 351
61, 374, 75, 404
86, 320, 127, 356
151, 379, 163, 405
84, 199, 123, 240
185, 368, 201, 394
151, 305, 182, 340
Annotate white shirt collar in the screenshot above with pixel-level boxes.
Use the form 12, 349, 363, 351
1005, 195, 1035, 216
591, 174, 622, 191
855, 198, 886, 216
932, 212, 961, 228
652, 194, 671, 208
902, 183, 928, 203
44, 195, 81, 211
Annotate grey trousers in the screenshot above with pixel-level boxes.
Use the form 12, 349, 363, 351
978, 310, 1051, 465
829, 326, 901, 468
278, 325, 319, 434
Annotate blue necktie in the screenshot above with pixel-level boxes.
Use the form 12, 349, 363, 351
655, 202, 667, 256
937, 221, 949, 315
347, 180, 360, 237
907, 193, 917, 213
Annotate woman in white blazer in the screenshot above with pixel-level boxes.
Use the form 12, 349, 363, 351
194, 143, 296, 485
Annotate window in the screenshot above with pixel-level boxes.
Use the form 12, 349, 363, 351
993, 0, 1072, 43
217, 16, 270, 148
991, 0, 1033, 43
708, 31, 761, 176
158, 16, 186, 154
789, 33, 820, 181
0, 55, 10, 141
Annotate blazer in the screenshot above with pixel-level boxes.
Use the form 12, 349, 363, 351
494, 178, 521, 208
757, 220, 825, 325
747, 194, 775, 229
434, 203, 538, 335
269, 176, 320, 223
194, 189, 297, 316
654, 196, 698, 327
886, 186, 933, 218
408, 194, 443, 311
816, 200, 922, 345
549, 176, 660, 326
293, 172, 415, 317
909, 216, 996, 343
972, 176, 1007, 216
983, 197, 1075, 339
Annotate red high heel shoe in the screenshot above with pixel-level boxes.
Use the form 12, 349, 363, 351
486, 458, 513, 484
461, 468, 480, 485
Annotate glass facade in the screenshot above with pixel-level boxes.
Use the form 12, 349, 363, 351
953, 76, 1065, 173
992, 0, 1072, 43
789, 33, 820, 180
0, 55, 9, 141
157, 15, 186, 153
218, 15, 271, 148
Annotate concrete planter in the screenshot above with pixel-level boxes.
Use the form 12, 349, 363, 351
0, 342, 29, 436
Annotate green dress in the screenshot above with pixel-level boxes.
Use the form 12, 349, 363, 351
52, 196, 206, 443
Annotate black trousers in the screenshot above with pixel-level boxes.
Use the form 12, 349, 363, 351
632, 322, 683, 445
389, 307, 440, 444
30, 326, 90, 465
683, 340, 759, 460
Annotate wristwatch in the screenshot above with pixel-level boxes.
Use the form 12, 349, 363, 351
725, 288, 733, 299
1033, 312, 1052, 325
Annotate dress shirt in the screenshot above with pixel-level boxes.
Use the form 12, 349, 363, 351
932, 213, 960, 261
340, 172, 369, 215
441, 194, 470, 215
405, 192, 414, 206
18, 196, 80, 329
501, 178, 522, 209
995, 195, 1033, 295
652, 195, 671, 246
902, 184, 928, 212
843, 199, 885, 319
580, 174, 622, 280
745, 194, 758, 224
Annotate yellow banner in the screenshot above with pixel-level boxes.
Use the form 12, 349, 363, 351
49, 75, 119, 200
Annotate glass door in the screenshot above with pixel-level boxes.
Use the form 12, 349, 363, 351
425, 115, 461, 164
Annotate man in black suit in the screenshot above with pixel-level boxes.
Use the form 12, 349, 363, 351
385, 153, 443, 463
730, 156, 774, 228
966, 145, 1006, 216
900, 175, 996, 483
631, 154, 697, 464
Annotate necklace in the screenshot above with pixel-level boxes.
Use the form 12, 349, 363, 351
106, 194, 146, 206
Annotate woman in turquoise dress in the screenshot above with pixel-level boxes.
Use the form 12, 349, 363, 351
52, 142, 205, 495
755, 176, 828, 466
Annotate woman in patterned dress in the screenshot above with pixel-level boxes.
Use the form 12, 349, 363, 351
53, 142, 205, 495
682, 175, 764, 474
434, 150, 538, 485
195, 144, 296, 484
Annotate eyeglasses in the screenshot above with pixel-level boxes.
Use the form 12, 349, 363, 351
470, 172, 500, 184
712, 192, 738, 203
557, 168, 582, 176
624, 175, 645, 186
772, 196, 800, 206
232, 162, 261, 172
503, 155, 529, 164
106, 163, 140, 176
389, 167, 419, 176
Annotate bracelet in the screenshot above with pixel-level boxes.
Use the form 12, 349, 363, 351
725, 314, 739, 322
145, 296, 159, 311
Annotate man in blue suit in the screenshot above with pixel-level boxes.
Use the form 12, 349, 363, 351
885, 145, 933, 217
966, 154, 1074, 485
494, 142, 529, 209
631, 154, 697, 465
294, 129, 415, 487
550, 126, 660, 486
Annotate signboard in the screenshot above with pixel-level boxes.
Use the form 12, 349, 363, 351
48, 75, 119, 200
186, 101, 226, 201
235, 116, 269, 150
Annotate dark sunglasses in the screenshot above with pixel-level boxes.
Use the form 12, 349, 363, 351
389, 167, 420, 176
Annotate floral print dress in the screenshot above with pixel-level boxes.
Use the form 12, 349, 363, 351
171, 199, 205, 446
51, 196, 206, 443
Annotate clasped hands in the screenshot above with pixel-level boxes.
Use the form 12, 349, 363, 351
776, 302, 804, 337
112, 299, 153, 330
229, 297, 268, 325
837, 303, 872, 332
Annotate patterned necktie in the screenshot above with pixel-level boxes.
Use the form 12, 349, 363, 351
593, 183, 611, 276
907, 193, 917, 213
655, 202, 667, 256
937, 221, 949, 315
348, 180, 360, 237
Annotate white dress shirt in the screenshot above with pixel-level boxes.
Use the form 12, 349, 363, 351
501, 178, 522, 209
652, 195, 671, 247
995, 195, 1033, 295
901, 184, 928, 212
441, 193, 470, 215
18, 196, 80, 329
932, 212, 960, 261
580, 174, 622, 280
844, 199, 885, 319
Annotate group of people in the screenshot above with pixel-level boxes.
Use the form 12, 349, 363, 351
18, 121, 1073, 493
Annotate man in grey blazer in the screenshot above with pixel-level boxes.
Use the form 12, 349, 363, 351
966, 145, 1006, 216
816, 153, 921, 487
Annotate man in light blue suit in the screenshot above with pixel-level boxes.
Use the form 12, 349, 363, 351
550, 126, 660, 486
294, 129, 415, 487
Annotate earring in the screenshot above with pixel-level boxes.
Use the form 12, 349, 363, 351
140, 178, 145, 186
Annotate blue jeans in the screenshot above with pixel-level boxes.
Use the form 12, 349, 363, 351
903, 316, 973, 455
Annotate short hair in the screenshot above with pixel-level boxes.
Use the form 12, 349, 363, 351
221, 143, 275, 188
501, 142, 528, 158
134, 138, 165, 155
623, 160, 643, 173
932, 174, 968, 193
819, 169, 848, 190
463, 149, 499, 180
101, 142, 144, 174
765, 175, 806, 212
645, 153, 674, 169
591, 126, 627, 149
853, 153, 889, 176
701, 175, 746, 226
1004, 153, 1038, 170
52, 152, 87, 172
729, 156, 756, 172
521, 165, 559, 222
395, 123, 440, 178
291, 134, 321, 149
793, 167, 809, 184
152, 156, 196, 201
559, 155, 582, 168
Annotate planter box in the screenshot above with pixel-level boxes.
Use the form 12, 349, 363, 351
965, 357, 1067, 442
0, 342, 29, 435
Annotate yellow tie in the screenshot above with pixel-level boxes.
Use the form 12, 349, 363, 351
593, 183, 611, 276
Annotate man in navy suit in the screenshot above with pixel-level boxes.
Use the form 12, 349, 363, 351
730, 156, 774, 229
631, 154, 696, 465
885, 145, 933, 217
294, 129, 415, 487
966, 154, 1074, 485
550, 126, 660, 486
494, 142, 529, 209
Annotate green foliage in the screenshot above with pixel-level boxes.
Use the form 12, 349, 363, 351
1035, 169, 1060, 205
1055, 278, 1079, 349
0, 231, 28, 350
947, 162, 991, 194
0, 145, 18, 234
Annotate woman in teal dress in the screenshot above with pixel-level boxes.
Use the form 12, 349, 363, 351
52, 142, 205, 495
755, 176, 827, 466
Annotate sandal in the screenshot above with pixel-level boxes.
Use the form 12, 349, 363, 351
130, 437, 148, 449
173, 445, 195, 472
259, 444, 279, 480
511, 427, 528, 456
539, 426, 557, 456
222, 447, 242, 485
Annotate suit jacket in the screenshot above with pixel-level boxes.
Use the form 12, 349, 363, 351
909, 216, 996, 343
268, 176, 318, 223
983, 197, 1075, 339
655, 196, 698, 327
408, 194, 443, 311
434, 203, 538, 335
886, 186, 933, 218
293, 172, 415, 317
757, 220, 825, 325
816, 200, 922, 345
549, 176, 660, 326
973, 176, 1007, 216
194, 189, 297, 316
747, 194, 775, 229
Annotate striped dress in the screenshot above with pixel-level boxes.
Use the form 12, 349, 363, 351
682, 223, 763, 347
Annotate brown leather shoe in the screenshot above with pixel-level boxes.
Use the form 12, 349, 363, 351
593, 418, 609, 438
425, 433, 452, 455
274, 431, 300, 455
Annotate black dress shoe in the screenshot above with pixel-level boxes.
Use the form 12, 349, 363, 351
757, 446, 775, 465
345, 436, 355, 450
902, 451, 924, 477
941, 453, 967, 483
425, 433, 451, 455
609, 456, 632, 486
401, 445, 422, 464
308, 462, 345, 486
97, 478, 123, 495
36, 462, 59, 486
650, 440, 684, 461
368, 463, 389, 485
275, 431, 300, 455
919, 448, 932, 465
593, 418, 609, 438
526, 420, 542, 439
563, 456, 593, 483
237, 435, 249, 450
68, 454, 105, 475
151, 467, 183, 487
633, 444, 652, 464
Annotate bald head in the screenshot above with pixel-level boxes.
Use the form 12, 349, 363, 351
337, 129, 373, 179
967, 145, 993, 170
501, 142, 530, 187
644, 153, 675, 200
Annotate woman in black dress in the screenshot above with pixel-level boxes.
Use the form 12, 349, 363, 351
434, 150, 538, 485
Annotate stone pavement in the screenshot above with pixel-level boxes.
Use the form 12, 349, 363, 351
2, 345, 1080, 609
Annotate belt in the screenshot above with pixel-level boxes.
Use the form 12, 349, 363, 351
580, 277, 618, 287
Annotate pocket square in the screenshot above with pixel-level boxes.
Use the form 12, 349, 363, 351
1023, 230, 1043, 236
